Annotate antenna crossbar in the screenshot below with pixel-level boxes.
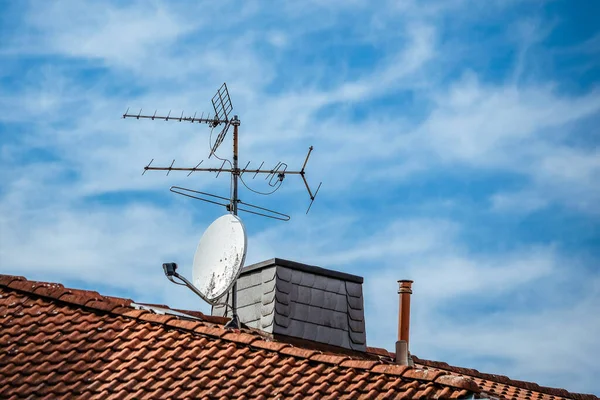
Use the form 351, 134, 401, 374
126, 84, 322, 214
123, 110, 226, 125
143, 143, 321, 213
125, 82, 322, 331
145, 166, 310, 176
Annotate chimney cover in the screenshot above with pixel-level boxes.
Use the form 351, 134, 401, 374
397, 280, 413, 344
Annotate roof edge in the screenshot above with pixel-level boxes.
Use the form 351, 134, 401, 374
242, 258, 364, 284
413, 356, 599, 400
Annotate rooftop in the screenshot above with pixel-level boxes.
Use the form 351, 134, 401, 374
1, 274, 597, 400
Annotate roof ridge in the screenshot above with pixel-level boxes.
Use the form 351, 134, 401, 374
0, 274, 133, 313
0, 273, 479, 394
412, 356, 599, 400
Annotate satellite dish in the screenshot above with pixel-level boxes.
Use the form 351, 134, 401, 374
192, 214, 247, 304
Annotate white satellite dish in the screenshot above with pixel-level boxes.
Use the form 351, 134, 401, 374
192, 214, 247, 304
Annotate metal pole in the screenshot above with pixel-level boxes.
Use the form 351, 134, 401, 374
226, 115, 241, 329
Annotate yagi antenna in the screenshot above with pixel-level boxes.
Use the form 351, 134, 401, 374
124, 82, 322, 217
124, 82, 322, 328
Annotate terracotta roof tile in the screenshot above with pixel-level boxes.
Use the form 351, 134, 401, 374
251, 339, 292, 352
309, 352, 349, 364
340, 359, 380, 369
279, 346, 318, 359
402, 367, 447, 382
3, 274, 593, 400
221, 330, 259, 344
412, 356, 599, 400
371, 363, 411, 376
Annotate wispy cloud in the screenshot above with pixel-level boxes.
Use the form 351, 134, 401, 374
1, 0, 599, 395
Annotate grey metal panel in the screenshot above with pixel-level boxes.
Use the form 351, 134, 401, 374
311, 276, 344, 294
238, 301, 261, 315
312, 275, 329, 291
245, 319, 260, 329
290, 269, 303, 285
321, 291, 346, 312
261, 315, 274, 332
261, 281, 276, 305
345, 281, 363, 297
274, 312, 291, 328
322, 325, 343, 347
347, 295, 363, 310
236, 271, 262, 291
261, 299, 275, 317
301, 320, 318, 341
348, 317, 365, 333
275, 290, 289, 306
263, 276, 277, 293
274, 299, 290, 317
347, 305, 364, 321
294, 285, 311, 305
333, 293, 348, 313
288, 283, 299, 303
326, 278, 343, 294
276, 266, 292, 282
274, 318, 301, 337
305, 305, 324, 326
275, 278, 292, 295
349, 329, 366, 345
321, 309, 348, 331
289, 301, 308, 321
309, 287, 325, 307
261, 266, 276, 283
299, 305, 347, 331
237, 286, 262, 306
350, 340, 367, 352
299, 271, 316, 287
340, 331, 351, 349
333, 310, 349, 331
316, 325, 334, 346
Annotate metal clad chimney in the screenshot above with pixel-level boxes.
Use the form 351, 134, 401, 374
396, 280, 413, 365
212, 258, 367, 351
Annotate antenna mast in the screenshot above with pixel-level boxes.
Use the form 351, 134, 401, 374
124, 83, 321, 328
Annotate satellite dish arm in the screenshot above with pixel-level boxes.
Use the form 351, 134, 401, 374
163, 263, 214, 305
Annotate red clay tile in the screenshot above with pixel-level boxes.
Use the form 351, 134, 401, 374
32, 283, 68, 298
339, 359, 379, 370
371, 364, 410, 376
138, 312, 175, 324
402, 368, 446, 382
0, 275, 24, 286
2, 275, 595, 400
221, 331, 258, 345
164, 318, 201, 331
251, 339, 291, 352
309, 353, 348, 365
435, 374, 480, 392
279, 346, 317, 359
193, 325, 227, 338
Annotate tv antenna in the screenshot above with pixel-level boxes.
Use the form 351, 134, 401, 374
124, 83, 321, 328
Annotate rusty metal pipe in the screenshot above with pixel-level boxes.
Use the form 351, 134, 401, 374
397, 280, 413, 345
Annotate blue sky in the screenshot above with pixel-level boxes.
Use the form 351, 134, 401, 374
1, 0, 599, 395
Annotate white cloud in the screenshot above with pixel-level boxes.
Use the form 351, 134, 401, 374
1, 0, 599, 395
490, 190, 549, 213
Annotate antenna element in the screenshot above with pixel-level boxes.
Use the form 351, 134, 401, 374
124, 82, 321, 328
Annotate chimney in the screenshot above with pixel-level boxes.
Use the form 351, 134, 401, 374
396, 279, 413, 365
212, 258, 367, 351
